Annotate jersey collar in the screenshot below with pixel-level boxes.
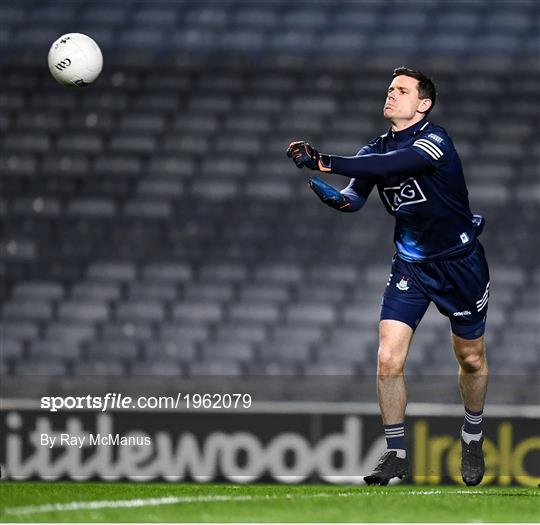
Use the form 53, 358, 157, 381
388, 118, 430, 141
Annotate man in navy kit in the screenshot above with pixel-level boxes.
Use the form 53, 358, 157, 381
287, 67, 489, 486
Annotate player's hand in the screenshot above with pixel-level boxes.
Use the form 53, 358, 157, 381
287, 141, 319, 169
308, 176, 351, 211
286, 141, 331, 172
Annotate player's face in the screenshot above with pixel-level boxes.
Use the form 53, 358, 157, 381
383, 75, 428, 122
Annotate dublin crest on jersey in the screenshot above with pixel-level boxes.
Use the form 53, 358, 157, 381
396, 276, 410, 291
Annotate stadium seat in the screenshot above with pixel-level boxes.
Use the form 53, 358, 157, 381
16, 111, 63, 132
229, 302, 280, 324
124, 199, 172, 219
3, 299, 54, 321
43, 155, 91, 178
239, 283, 290, 303
142, 262, 193, 282
3, 133, 50, 153
83, 93, 129, 111
14, 26, 61, 47
68, 198, 117, 217
159, 323, 209, 344
183, 282, 234, 302
109, 134, 156, 155
71, 282, 122, 301
286, 303, 337, 325
173, 301, 223, 323
2, 321, 40, 341
11, 281, 64, 300
202, 341, 254, 362
72, 360, 126, 376
199, 263, 248, 282
245, 180, 293, 200
239, 95, 283, 114
188, 361, 243, 376
131, 360, 183, 375
28, 339, 81, 360
341, 303, 380, 327
134, 93, 180, 111
272, 325, 324, 345
57, 134, 103, 154
0, 5, 25, 24
118, 113, 166, 133
1, 339, 24, 361
147, 156, 196, 179
246, 361, 300, 376
46, 323, 96, 343
81, 4, 128, 24
1, 154, 37, 177
57, 301, 110, 323
259, 341, 313, 364
117, 28, 164, 49
303, 362, 359, 376
137, 178, 184, 198
85, 339, 140, 361
185, 6, 230, 27
116, 301, 165, 323
87, 262, 137, 281
191, 179, 239, 199
102, 322, 154, 342
128, 280, 178, 301
17, 358, 67, 375
233, 7, 279, 28
144, 340, 197, 361
215, 323, 267, 344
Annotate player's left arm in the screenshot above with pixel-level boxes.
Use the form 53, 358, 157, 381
308, 175, 373, 212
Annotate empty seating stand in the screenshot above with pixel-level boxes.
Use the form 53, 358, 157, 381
0, 0, 538, 403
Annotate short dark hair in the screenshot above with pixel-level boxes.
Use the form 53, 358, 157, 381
393, 67, 437, 116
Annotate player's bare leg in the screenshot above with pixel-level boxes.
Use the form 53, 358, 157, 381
452, 333, 488, 411
452, 333, 488, 486
364, 320, 413, 485
377, 320, 414, 424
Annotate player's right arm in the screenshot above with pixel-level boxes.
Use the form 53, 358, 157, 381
289, 143, 375, 213
287, 140, 433, 184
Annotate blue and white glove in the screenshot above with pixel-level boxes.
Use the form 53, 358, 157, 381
308, 176, 352, 212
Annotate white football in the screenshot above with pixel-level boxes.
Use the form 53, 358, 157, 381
48, 33, 103, 87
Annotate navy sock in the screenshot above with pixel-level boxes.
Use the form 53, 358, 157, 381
384, 423, 406, 451
463, 407, 483, 435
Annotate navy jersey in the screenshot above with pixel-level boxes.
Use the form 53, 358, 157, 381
332, 118, 484, 262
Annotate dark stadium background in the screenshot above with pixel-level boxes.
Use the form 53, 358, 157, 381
0, 0, 538, 486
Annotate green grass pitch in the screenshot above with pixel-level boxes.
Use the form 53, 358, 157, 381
1, 482, 538, 522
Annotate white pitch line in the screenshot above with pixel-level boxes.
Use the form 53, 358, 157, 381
2, 489, 500, 516
3, 493, 347, 516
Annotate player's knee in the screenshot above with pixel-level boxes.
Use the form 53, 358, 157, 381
377, 346, 405, 374
457, 348, 486, 373
453, 334, 486, 373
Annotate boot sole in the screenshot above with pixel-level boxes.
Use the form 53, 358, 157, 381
462, 475, 483, 486
364, 472, 407, 486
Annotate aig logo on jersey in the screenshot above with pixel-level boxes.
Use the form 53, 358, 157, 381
382, 177, 427, 212
396, 276, 410, 291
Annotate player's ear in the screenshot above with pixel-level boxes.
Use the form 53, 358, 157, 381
418, 98, 432, 115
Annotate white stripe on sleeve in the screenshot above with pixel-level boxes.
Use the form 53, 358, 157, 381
413, 142, 440, 160
413, 139, 444, 159
416, 139, 444, 157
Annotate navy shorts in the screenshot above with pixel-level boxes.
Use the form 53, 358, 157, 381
381, 241, 490, 339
